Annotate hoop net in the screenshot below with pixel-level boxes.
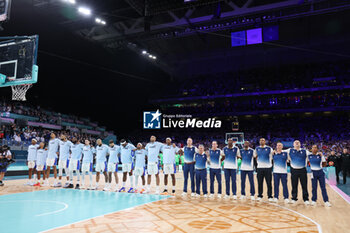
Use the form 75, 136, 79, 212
11, 84, 32, 101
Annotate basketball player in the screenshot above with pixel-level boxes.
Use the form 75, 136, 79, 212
118, 139, 136, 193
207, 141, 224, 198
254, 138, 274, 201
67, 137, 83, 189
240, 141, 255, 200
222, 138, 240, 200
308, 145, 331, 207
46, 133, 60, 187
195, 144, 208, 198
145, 135, 163, 194
81, 139, 95, 189
181, 137, 197, 197
58, 134, 73, 188
273, 142, 289, 203
26, 139, 38, 186
106, 140, 121, 192
284, 140, 310, 205
134, 143, 147, 193
35, 142, 48, 187
161, 138, 179, 195
94, 139, 109, 190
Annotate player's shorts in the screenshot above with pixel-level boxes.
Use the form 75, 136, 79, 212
108, 163, 118, 172
36, 165, 46, 171
28, 161, 36, 169
69, 159, 80, 171
46, 158, 57, 167
82, 163, 93, 172
163, 163, 176, 175
96, 162, 107, 172
147, 162, 159, 175
122, 163, 133, 173
58, 159, 69, 169
134, 167, 145, 176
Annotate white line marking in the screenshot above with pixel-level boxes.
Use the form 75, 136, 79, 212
264, 201, 323, 233
0, 200, 69, 217
325, 180, 350, 205
40, 192, 170, 233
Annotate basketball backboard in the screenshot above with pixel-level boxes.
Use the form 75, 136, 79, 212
0, 35, 39, 87
225, 132, 244, 145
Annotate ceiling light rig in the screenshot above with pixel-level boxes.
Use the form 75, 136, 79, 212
61, 0, 107, 26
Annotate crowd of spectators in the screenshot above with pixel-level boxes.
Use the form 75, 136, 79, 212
162, 92, 350, 115
0, 123, 98, 147
129, 115, 350, 158
155, 61, 350, 99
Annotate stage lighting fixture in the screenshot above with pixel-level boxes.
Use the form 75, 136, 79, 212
78, 7, 91, 16
142, 50, 147, 54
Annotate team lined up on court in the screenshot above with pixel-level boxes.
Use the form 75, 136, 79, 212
24, 133, 331, 207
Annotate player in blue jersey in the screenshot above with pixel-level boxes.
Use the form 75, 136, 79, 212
119, 139, 136, 193
134, 143, 147, 193
284, 140, 311, 205
222, 138, 240, 200
181, 138, 197, 197
207, 141, 224, 198
67, 137, 84, 189
81, 139, 95, 189
254, 138, 274, 202
240, 141, 255, 200
145, 136, 163, 194
273, 142, 290, 203
161, 138, 180, 195
195, 144, 208, 198
94, 139, 109, 190
308, 145, 331, 207
58, 134, 73, 188
25, 139, 39, 186
46, 133, 60, 187
107, 140, 121, 192
35, 142, 48, 187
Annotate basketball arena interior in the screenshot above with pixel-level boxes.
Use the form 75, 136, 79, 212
0, 0, 350, 232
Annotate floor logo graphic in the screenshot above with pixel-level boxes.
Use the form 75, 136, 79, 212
143, 110, 162, 129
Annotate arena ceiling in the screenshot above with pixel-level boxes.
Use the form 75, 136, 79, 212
28, 0, 350, 77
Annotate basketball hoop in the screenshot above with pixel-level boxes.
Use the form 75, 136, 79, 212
11, 84, 32, 101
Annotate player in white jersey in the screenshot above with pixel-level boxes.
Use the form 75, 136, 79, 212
134, 143, 147, 193
46, 133, 60, 187
94, 139, 109, 190
106, 140, 121, 191
58, 134, 73, 188
35, 142, 48, 186
118, 139, 136, 193
81, 139, 95, 189
67, 137, 84, 189
161, 138, 180, 195
25, 139, 39, 186
145, 135, 163, 194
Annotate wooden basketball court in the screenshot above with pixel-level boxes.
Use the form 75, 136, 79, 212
1, 173, 349, 233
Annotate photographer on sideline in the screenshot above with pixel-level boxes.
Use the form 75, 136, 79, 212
0, 145, 14, 186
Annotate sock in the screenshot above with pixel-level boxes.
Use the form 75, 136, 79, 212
147, 185, 150, 190
156, 185, 160, 191
129, 176, 134, 188
33, 174, 37, 181
89, 172, 93, 185
135, 176, 139, 188
173, 186, 176, 192
122, 182, 126, 187
164, 185, 168, 191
